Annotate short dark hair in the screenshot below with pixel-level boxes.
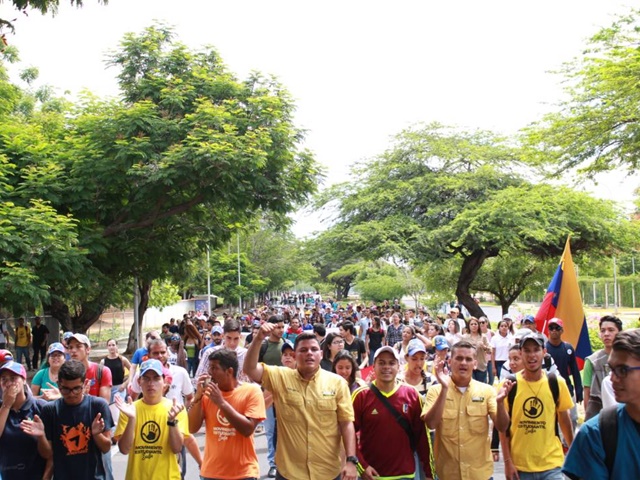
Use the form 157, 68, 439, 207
600, 315, 623, 332
450, 340, 477, 357
341, 321, 356, 335
208, 349, 239, 377
294, 332, 319, 351
312, 323, 326, 337
268, 315, 283, 325
612, 328, 640, 360
59, 360, 86, 382
223, 318, 241, 333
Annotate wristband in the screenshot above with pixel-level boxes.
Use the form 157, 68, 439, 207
167, 419, 177, 427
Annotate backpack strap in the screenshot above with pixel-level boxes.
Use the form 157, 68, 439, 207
258, 340, 269, 363
368, 382, 416, 451
97, 363, 103, 385
599, 406, 618, 474
506, 374, 518, 437
548, 372, 560, 437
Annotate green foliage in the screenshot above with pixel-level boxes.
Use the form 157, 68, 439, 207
523, 8, 640, 176
1, 0, 108, 34
313, 123, 627, 316
0, 24, 320, 330
354, 262, 407, 303
588, 327, 604, 351
148, 279, 181, 311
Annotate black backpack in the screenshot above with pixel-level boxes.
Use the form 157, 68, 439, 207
598, 405, 618, 475
506, 372, 560, 437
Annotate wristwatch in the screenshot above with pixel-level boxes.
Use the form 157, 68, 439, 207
167, 419, 178, 427
346, 456, 359, 465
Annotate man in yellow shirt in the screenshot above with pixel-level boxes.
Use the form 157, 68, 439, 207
14, 317, 32, 370
114, 359, 188, 480
245, 326, 357, 480
423, 340, 511, 480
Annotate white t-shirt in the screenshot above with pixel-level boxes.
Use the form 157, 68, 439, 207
131, 364, 194, 405
491, 333, 514, 361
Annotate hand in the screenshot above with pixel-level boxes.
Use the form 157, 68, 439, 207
167, 397, 184, 423
257, 322, 276, 341
91, 412, 105, 436
504, 458, 519, 480
115, 395, 136, 419
194, 374, 211, 399
206, 381, 224, 407
21, 414, 45, 438
2, 382, 19, 406
434, 358, 450, 388
362, 465, 380, 480
41, 386, 62, 401
82, 378, 91, 395
341, 461, 358, 480
497, 379, 514, 402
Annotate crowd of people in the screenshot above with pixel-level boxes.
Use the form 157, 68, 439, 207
0, 300, 639, 479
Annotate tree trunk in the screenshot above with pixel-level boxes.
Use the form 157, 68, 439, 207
125, 280, 151, 355
44, 297, 107, 333
455, 249, 498, 318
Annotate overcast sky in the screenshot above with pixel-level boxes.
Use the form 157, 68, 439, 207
4, 0, 637, 235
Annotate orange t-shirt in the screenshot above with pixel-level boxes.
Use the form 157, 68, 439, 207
201, 383, 266, 479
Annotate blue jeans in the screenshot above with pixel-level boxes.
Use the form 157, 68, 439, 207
187, 356, 199, 377
517, 467, 563, 480
487, 361, 495, 385
265, 405, 277, 468
15, 346, 31, 369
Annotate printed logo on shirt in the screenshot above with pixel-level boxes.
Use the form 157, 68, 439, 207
216, 409, 230, 426
60, 422, 91, 455
371, 408, 378, 415
522, 397, 544, 419
140, 420, 161, 444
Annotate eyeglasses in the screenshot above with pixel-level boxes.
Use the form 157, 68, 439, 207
548, 325, 562, 331
59, 386, 83, 394
607, 364, 640, 379
478, 321, 486, 324
204, 337, 212, 340
140, 376, 164, 384
332, 340, 345, 345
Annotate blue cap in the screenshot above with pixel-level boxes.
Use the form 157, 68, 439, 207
407, 340, 427, 357
523, 314, 535, 324
433, 335, 449, 351
0, 361, 26, 379
281, 340, 294, 353
211, 326, 223, 335
140, 359, 164, 377
47, 342, 65, 356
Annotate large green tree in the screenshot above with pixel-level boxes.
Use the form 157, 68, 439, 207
524, 9, 640, 176
1, 0, 107, 35
0, 25, 320, 336
316, 123, 626, 317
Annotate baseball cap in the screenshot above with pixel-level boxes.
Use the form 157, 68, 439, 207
211, 326, 223, 335
548, 318, 564, 328
140, 359, 164, 377
502, 313, 512, 320
0, 349, 13, 364
450, 307, 460, 313
523, 314, 535, 324
520, 331, 545, 347
47, 342, 66, 356
373, 346, 401, 362
407, 340, 427, 357
281, 340, 294, 353
68, 333, 91, 348
252, 320, 261, 327
62, 331, 74, 341
0, 361, 27, 379
433, 335, 450, 351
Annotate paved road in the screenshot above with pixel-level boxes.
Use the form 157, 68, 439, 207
110, 420, 507, 479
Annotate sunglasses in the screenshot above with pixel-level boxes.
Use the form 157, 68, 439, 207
478, 321, 486, 324
548, 325, 562, 331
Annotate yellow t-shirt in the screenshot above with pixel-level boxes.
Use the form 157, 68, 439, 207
16, 326, 30, 347
503, 372, 573, 472
115, 397, 190, 480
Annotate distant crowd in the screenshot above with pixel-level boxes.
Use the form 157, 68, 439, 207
0, 298, 639, 479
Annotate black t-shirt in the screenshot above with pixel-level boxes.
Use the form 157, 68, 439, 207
344, 337, 366, 365
32, 324, 49, 345
41, 395, 113, 480
103, 356, 125, 386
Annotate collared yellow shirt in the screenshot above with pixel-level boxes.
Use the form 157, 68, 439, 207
262, 364, 354, 480
423, 379, 497, 480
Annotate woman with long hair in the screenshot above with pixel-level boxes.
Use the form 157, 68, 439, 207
479, 316, 495, 384
182, 320, 202, 377
332, 350, 366, 393
100, 338, 132, 403
490, 320, 514, 381
445, 318, 462, 346
462, 317, 492, 383
365, 317, 385, 365
321, 332, 344, 371
31, 342, 66, 401
393, 325, 425, 368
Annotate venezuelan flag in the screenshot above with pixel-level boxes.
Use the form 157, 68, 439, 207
535, 237, 592, 367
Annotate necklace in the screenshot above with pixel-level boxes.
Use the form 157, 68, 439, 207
523, 373, 546, 399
